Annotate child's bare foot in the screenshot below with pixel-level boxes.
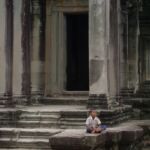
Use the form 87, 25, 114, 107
92, 130, 95, 134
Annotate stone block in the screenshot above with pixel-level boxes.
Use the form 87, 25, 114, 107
50, 129, 106, 150
50, 126, 144, 150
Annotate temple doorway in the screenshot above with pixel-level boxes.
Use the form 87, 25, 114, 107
65, 13, 89, 91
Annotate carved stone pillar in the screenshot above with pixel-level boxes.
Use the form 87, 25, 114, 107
88, 0, 120, 109
31, 0, 45, 95
21, 0, 31, 97
13, 0, 23, 96
0, 0, 7, 95
13, 0, 31, 99
88, 0, 110, 109
5, 0, 13, 96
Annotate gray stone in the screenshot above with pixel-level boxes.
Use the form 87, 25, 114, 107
50, 129, 106, 150
49, 125, 144, 150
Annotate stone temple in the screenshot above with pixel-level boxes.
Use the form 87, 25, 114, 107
0, 0, 149, 149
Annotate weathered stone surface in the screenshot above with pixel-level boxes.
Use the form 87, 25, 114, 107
49, 126, 144, 150
0, 128, 62, 149
31, 0, 45, 95
0, 0, 6, 95
0, 104, 132, 128
50, 129, 106, 150
12, 0, 23, 96
89, 0, 108, 96
107, 126, 143, 143
0, 105, 148, 150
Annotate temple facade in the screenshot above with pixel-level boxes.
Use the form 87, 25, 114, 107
0, 0, 150, 149
0, 0, 149, 108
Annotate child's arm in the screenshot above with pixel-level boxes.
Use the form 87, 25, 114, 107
97, 117, 101, 126
85, 118, 93, 130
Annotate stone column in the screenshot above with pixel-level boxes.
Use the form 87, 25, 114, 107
88, 0, 110, 109
119, 1, 140, 96
13, 0, 31, 101
0, 0, 7, 95
12, 0, 24, 96
119, 2, 132, 97
128, 5, 140, 91
21, 0, 31, 97
119, 11, 128, 90
45, 0, 60, 96
5, 0, 13, 96
31, 0, 45, 95
45, 0, 52, 96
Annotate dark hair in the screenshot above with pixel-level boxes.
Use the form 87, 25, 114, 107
89, 109, 96, 114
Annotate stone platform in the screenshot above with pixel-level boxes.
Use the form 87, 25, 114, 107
50, 120, 150, 150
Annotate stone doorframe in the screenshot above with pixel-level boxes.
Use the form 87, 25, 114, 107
45, 0, 89, 96
139, 36, 150, 83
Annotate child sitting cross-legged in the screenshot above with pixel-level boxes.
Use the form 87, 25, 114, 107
86, 110, 106, 134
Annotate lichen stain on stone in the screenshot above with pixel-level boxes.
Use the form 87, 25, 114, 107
90, 59, 103, 85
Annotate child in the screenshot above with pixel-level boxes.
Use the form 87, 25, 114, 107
86, 110, 106, 133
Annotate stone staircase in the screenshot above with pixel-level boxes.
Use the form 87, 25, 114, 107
136, 81, 150, 98
0, 96, 87, 149
17, 111, 61, 128
120, 88, 135, 98
0, 97, 12, 108
122, 81, 150, 119
0, 128, 62, 149
0, 108, 63, 149
0, 96, 132, 149
123, 97, 150, 119
39, 96, 87, 106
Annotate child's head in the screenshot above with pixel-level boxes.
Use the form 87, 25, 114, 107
89, 109, 97, 118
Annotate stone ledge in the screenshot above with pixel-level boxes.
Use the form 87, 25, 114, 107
49, 125, 143, 150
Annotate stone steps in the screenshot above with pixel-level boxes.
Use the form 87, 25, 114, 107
59, 118, 86, 129
0, 148, 46, 150
59, 105, 132, 127
0, 128, 62, 138
16, 111, 61, 128
120, 88, 135, 98
135, 81, 150, 98
0, 105, 132, 128
20, 114, 60, 121
16, 120, 59, 128
0, 110, 19, 127
0, 97, 15, 108
39, 97, 88, 105
122, 98, 150, 119
0, 104, 132, 149
19, 112, 60, 121
0, 128, 62, 149
123, 98, 150, 108
0, 138, 50, 149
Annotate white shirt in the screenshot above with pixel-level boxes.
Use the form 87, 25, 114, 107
85, 116, 101, 128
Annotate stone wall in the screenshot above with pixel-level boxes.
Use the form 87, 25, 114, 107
0, 0, 46, 101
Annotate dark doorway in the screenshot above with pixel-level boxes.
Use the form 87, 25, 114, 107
66, 13, 89, 91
